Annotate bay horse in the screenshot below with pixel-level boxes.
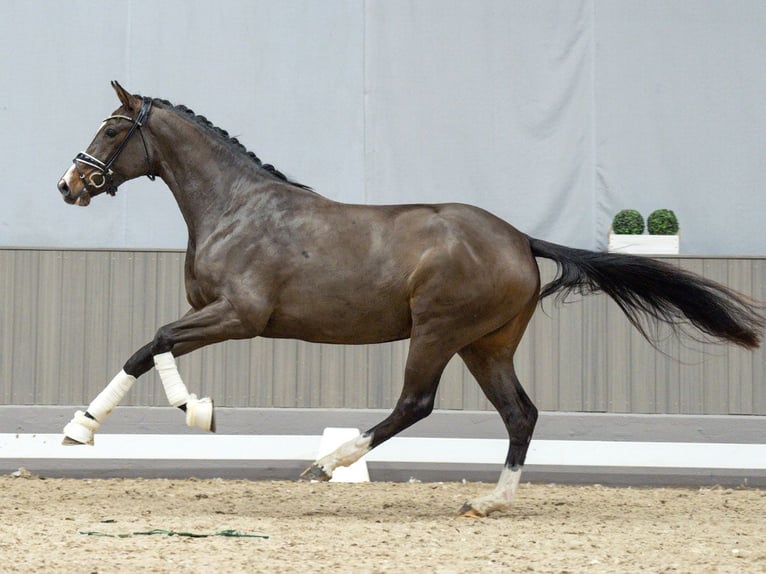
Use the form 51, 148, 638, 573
57, 82, 764, 517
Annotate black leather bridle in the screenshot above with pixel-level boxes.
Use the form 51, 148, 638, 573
71, 96, 156, 198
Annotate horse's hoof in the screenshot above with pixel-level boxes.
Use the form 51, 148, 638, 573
185, 395, 215, 432
300, 464, 331, 482
62, 411, 96, 445
61, 435, 91, 446
458, 502, 487, 519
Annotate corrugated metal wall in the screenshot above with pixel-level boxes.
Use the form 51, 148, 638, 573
1, 249, 764, 415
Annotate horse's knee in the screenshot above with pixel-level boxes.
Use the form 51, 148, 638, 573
123, 342, 154, 378
151, 326, 174, 355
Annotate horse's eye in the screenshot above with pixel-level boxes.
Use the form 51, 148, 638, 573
105, 128, 117, 138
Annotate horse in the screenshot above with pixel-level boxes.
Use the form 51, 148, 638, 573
57, 82, 764, 517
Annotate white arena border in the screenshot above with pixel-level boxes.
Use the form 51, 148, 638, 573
2, 433, 766, 471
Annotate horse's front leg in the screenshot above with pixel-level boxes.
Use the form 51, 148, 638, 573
63, 299, 259, 445
62, 359, 142, 445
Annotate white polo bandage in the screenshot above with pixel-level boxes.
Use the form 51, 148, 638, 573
153, 351, 191, 407
88, 370, 137, 421
62, 370, 136, 445
153, 352, 215, 431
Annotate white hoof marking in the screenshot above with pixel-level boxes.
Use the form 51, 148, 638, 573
314, 432, 372, 480
317, 428, 370, 482
464, 466, 522, 516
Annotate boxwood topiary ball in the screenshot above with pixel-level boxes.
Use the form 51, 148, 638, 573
647, 209, 679, 235
612, 209, 645, 234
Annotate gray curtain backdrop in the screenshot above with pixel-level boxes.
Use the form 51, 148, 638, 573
1, 1, 764, 254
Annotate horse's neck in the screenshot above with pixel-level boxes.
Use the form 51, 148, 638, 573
151, 113, 248, 239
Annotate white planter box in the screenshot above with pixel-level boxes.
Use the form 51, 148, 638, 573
608, 233, 680, 255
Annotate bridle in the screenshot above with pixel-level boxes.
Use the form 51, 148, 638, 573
72, 96, 156, 198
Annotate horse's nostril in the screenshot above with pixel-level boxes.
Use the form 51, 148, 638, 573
58, 180, 70, 197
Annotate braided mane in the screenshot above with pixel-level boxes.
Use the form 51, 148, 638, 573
152, 98, 312, 190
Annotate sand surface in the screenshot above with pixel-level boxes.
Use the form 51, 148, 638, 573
2, 474, 764, 573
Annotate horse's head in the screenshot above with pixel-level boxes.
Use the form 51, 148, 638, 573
58, 81, 156, 206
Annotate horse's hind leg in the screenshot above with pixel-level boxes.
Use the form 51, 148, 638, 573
457, 311, 538, 517
301, 331, 455, 481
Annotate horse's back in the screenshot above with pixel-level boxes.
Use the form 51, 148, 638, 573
265, 199, 538, 342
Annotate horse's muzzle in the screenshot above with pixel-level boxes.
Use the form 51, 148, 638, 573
58, 178, 83, 205
58, 179, 73, 200
58, 168, 91, 206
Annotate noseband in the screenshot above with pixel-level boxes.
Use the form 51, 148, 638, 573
72, 97, 156, 197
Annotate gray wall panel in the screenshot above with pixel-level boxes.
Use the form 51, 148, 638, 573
1, 250, 763, 415
0, 252, 13, 404
3, 2, 765, 255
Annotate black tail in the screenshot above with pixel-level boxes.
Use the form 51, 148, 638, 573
528, 237, 765, 350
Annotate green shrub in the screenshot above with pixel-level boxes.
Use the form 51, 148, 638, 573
612, 209, 645, 234
647, 209, 679, 235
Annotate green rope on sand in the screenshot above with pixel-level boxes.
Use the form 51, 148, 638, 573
134, 529, 209, 538
80, 529, 268, 539
213, 529, 268, 538
79, 531, 131, 538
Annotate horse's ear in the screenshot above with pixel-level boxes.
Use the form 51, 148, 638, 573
111, 80, 137, 111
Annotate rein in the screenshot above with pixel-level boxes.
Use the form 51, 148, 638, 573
72, 97, 156, 197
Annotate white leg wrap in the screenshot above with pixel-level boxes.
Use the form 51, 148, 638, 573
62, 370, 136, 445
153, 352, 190, 407
88, 370, 137, 420
153, 352, 214, 432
